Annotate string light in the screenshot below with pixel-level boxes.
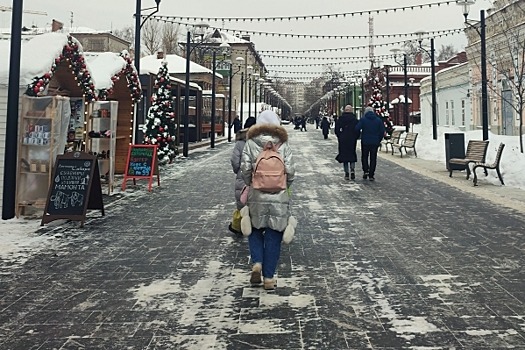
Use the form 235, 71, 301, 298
143, 1, 453, 23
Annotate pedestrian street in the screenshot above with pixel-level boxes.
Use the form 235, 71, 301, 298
1, 125, 525, 349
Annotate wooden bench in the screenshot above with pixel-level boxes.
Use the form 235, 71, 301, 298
448, 140, 488, 179
392, 132, 418, 157
380, 129, 404, 153
473, 142, 505, 186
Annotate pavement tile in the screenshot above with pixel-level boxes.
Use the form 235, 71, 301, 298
1, 129, 525, 349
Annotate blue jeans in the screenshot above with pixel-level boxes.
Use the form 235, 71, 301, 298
249, 227, 283, 279
343, 162, 355, 174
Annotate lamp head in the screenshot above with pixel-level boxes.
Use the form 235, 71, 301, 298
456, 0, 475, 20
219, 41, 230, 55
155, 0, 161, 7
194, 22, 209, 38
414, 30, 428, 47
235, 56, 244, 63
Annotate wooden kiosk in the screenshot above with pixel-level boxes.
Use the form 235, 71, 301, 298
16, 34, 97, 217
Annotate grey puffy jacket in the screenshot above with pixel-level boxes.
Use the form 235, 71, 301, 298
240, 124, 295, 232
231, 129, 248, 209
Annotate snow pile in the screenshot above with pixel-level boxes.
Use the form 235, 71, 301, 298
85, 52, 127, 90
0, 219, 52, 268
0, 32, 84, 85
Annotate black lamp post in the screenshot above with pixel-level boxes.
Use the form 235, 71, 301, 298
415, 31, 438, 140
183, 23, 208, 157
458, 0, 488, 140
240, 72, 244, 124
2, 0, 23, 219
391, 49, 409, 132
227, 57, 244, 142
253, 73, 259, 114
248, 75, 252, 119
384, 65, 391, 115
134, 0, 161, 77
208, 42, 230, 149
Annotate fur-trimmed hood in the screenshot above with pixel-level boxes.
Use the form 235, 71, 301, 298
246, 124, 288, 143
235, 128, 249, 141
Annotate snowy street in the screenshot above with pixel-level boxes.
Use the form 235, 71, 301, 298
1, 126, 525, 349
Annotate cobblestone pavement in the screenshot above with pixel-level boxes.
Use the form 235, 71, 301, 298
1, 126, 525, 349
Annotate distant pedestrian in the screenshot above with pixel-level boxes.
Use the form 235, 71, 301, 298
240, 110, 297, 291
300, 115, 307, 131
231, 115, 242, 134
229, 116, 256, 236
320, 116, 330, 139
315, 115, 320, 129
355, 107, 385, 181
335, 105, 360, 180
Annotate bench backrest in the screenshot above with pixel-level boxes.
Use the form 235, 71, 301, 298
465, 140, 489, 162
403, 132, 418, 147
488, 142, 505, 167
391, 130, 403, 142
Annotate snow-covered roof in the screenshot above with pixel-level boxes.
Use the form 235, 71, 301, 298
140, 54, 223, 79
202, 90, 225, 98
391, 95, 412, 104
85, 52, 129, 90
203, 30, 250, 45
0, 32, 75, 85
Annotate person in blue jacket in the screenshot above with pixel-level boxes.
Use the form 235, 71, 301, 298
355, 107, 385, 181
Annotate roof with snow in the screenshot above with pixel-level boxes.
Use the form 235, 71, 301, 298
140, 54, 222, 79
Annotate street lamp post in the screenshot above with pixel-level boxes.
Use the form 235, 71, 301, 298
227, 57, 244, 142
2, 0, 23, 219
134, 0, 161, 76
209, 41, 230, 149
409, 77, 415, 132
253, 72, 259, 115
183, 23, 208, 157
415, 31, 438, 140
391, 49, 409, 132
457, 0, 488, 140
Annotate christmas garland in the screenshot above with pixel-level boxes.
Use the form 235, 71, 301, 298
26, 35, 96, 101
98, 51, 142, 102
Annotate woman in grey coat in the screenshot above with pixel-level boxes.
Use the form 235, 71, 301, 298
240, 110, 297, 290
229, 117, 256, 235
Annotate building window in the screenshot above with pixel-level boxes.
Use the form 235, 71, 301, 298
461, 100, 466, 126
451, 101, 455, 125
89, 38, 105, 51
445, 101, 449, 125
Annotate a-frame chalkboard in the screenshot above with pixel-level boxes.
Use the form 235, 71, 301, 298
121, 144, 160, 192
41, 151, 105, 227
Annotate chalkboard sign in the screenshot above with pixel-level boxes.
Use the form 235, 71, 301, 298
41, 152, 104, 227
122, 145, 160, 192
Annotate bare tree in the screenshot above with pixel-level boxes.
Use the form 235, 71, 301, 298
141, 20, 162, 56
467, 1, 525, 152
437, 44, 457, 61
162, 22, 180, 55
113, 26, 134, 46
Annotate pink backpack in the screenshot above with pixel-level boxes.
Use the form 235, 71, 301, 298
252, 141, 286, 193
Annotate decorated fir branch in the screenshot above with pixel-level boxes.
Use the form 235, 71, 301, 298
141, 61, 177, 165
97, 51, 142, 102
367, 70, 394, 136
26, 35, 96, 101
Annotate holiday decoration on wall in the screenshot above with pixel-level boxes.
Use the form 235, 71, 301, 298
98, 51, 142, 102
141, 61, 177, 165
367, 69, 394, 136
26, 35, 96, 101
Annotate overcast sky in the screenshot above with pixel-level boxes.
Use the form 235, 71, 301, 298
1, 0, 494, 79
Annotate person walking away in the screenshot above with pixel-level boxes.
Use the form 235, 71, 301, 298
231, 115, 242, 134
315, 115, 320, 129
320, 116, 330, 139
240, 110, 296, 291
355, 107, 385, 181
300, 115, 307, 132
229, 116, 257, 236
335, 105, 359, 180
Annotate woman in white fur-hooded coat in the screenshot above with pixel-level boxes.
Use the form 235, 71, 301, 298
240, 111, 296, 238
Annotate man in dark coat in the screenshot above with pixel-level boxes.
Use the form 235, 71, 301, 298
335, 105, 360, 180
231, 115, 242, 134
355, 107, 385, 181
320, 116, 330, 139
300, 115, 307, 131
